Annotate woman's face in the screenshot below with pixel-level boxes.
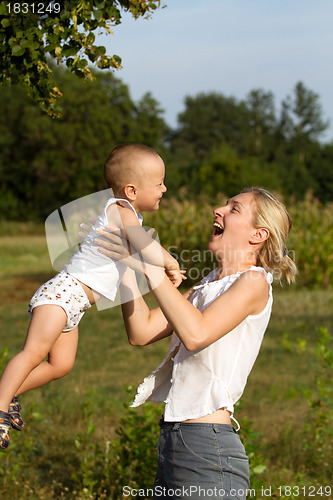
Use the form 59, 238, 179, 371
208, 192, 257, 259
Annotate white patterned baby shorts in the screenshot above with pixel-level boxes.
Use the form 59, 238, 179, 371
28, 271, 91, 332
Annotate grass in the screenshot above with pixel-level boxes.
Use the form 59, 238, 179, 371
0, 233, 332, 498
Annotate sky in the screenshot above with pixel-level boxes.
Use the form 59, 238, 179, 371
98, 0, 333, 142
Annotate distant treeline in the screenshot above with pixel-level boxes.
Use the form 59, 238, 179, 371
0, 68, 332, 221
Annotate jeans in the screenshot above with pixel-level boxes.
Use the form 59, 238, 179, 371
153, 419, 250, 500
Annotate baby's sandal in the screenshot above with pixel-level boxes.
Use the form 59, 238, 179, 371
0, 410, 12, 449
8, 396, 24, 431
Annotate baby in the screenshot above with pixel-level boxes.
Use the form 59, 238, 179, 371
0, 143, 182, 449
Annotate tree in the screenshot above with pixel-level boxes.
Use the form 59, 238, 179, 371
243, 89, 276, 158
0, 0, 161, 117
170, 92, 249, 160
130, 91, 168, 150
0, 67, 167, 220
196, 145, 283, 198
307, 143, 333, 202
278, 81, 329, 162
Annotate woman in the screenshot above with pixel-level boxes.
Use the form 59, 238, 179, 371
96, 187, 297, 500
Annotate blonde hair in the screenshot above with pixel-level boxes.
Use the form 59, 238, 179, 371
242, 187, 297, 284
104, 143, 160, 194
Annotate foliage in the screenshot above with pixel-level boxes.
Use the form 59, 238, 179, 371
0, 191, 332, 290
1, 74, 333, 220
244, 89, 277, 158
278, 326, 333, 488
279, 82, 330, 162
0, 231, 332, 498
0, 0, 161, 116
307, 142, 333, 203
25, 388, 161, 498
170, 91, 249, 160
189, 144, 284, 197
303, 327, 333, 469
0, 66, 167, 220
2, 367, 332, 499
288, 193, 333, 288
66, 397, 114, 499
0, 347, 8, 373
145, 192, 333, 289
167, 82, 331, 201
238, 413, 268, 491
109, 387, 163, 497
63, 390, 273, 499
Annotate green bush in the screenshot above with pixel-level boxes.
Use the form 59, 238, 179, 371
1, 191, 333, 289
52, 388, 270, 499
289, 194, 333, 288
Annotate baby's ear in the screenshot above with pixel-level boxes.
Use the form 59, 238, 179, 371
124, 184, 137, 201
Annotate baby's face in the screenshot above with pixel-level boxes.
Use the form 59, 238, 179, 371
134, 155, 167, 212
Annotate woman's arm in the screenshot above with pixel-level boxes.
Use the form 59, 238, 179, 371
120, 268, 173, 345
143, 267, 270, 351
119, 268, 196, 346
96, 228, 269, 351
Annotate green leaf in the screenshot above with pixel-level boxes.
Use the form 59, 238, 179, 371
86, 32, 95, 44
94, 0, 105, 9
44, 43, 57, 52
96, 45, 106, 55
62, 46, 79, 57
86, 50, 98, 63
93, 9, 103, 21
253, 464, 266, 474
0, 2, 9, 15
12, 45, 25, 56
1, 18, 11, 28
106, 6, 121, 21
31, 411, 43, 420
72, 57, 88, 69
8, 36, 17, 47
20, 39, 39, 49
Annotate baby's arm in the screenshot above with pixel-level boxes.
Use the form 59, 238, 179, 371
106, 203, 184, 286
160, 246, 185, 287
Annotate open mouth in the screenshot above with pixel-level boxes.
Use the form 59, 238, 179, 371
213, 221, 224, 236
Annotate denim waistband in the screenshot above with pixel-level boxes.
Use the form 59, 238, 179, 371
159, 417, 237, 433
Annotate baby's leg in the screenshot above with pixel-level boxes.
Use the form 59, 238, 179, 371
16, 326, 78, 394
0, 304, 67, 413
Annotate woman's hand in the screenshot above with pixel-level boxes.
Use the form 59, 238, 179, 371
94, 226, 148, 274
79, 218, 96, 239
94, 225, 184, 288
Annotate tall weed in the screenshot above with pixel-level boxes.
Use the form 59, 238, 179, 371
1, 191, 333, 288
303, 327, 333, 473
289, 193, 333, 288
55, 388, 270, 499
280, 326, 333, 483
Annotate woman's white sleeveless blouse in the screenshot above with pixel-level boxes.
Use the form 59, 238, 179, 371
132, 266, 273, 421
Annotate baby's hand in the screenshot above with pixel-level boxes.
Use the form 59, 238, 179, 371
165, 260, 186, 287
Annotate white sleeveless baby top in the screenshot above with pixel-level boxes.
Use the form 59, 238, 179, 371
131, 266, 273, 421
63, 198, 143, 301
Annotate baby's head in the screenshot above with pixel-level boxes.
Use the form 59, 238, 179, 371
104, 143, 166, 212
